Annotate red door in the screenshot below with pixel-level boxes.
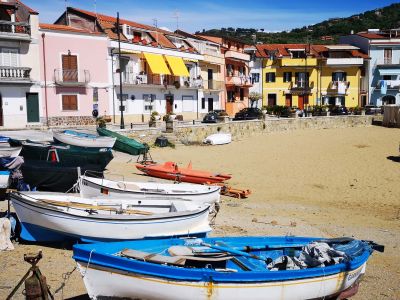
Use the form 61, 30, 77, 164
298, 95, 304, 110
166, 95, 173, 114
285, 94, 292, 107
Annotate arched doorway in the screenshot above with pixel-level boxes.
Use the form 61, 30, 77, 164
382, 95, 396, 105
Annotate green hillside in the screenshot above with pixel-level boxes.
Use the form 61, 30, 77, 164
195, 3, 400, 44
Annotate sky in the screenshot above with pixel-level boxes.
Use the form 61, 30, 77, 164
24, 0, 400, 33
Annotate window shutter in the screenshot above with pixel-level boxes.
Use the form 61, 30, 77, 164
62, 95, 78, 110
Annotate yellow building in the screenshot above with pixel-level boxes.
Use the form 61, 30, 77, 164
256, 44, 368, 109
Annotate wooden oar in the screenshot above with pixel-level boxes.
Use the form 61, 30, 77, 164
38, 199, 153, 215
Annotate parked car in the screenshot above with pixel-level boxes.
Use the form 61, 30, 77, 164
233, 108, 264, 121
329, 106, 348, 116
365, 105, 383, 115
202, 110, 227, 123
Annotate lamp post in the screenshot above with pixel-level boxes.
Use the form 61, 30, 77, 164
116, 12, 125, 129
41, 33, 49, 127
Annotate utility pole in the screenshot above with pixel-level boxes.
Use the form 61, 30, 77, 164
116, 12, 125, 129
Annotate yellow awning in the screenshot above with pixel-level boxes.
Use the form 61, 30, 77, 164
165, 56, 190, 77
143, 53, 171, 75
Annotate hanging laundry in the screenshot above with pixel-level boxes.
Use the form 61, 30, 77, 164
380, 80, 387, 95
389, 80, 400, 88
338, 81, 346, 95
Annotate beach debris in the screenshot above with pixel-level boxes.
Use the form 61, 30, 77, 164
251, 218, 297, 227
7, 251, 54, 300
0, 218, 14, 251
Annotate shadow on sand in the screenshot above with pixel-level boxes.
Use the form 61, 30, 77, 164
387, 156, 400, 163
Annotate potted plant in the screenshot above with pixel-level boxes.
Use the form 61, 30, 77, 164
149, 111, 159, 127
96, 117, 106, 128
249, 92, 262, 108
163, 113, 174, 133
173, 81, 181, 89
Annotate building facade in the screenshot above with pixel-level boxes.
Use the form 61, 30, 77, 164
0, 0, 41, 128
245, 45, 263, 108
198, 35, 252, 116
39, 24, 110, 126
55, 7, 204, 123
256, 44, 367, 108
340, 29, 400, 106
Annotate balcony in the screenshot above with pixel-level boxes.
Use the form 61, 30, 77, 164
54, 69, 90, 86
326, 58, 363, 66
0, 20, 31, 41
225, 50, 250, 62
376, 80, 400, 89
225, 75, 253, 87
203, 80, 224, 91
0, 66, 31, 83
328, 81, 350, 94
289, 81, 314, 94
279, 58, 317, 67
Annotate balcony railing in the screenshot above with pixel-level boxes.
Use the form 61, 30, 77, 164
225, 75, 253, 87
0, 66, 31, 81
0, 20, 31, 39
326, 58, 363, 66
225, 50, 250, 62
54, 69, 90, 86
203, 80, 224, 90
289, 81, 314, 93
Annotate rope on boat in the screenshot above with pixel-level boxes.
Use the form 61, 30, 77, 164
83, 249, 96, 278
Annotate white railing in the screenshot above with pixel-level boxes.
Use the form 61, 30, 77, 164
326, 58, 363, 65
54, 69, 90, 85
376, 80, 400, 89
0, 66, 31, 80
0, 20, 31, 36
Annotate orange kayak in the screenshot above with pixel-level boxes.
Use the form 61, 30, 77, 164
135, 161, 231, 184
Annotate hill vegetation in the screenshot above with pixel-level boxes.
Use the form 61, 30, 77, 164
195, 3, 400, 44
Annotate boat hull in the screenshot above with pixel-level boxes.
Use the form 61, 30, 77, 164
11, 193, 211, 242
0, 146, 22, 158
203, 133, 232, 145
76, 259, 366, 300
53, 130, 116, 148
136, 163, 231, 184
97, 127, 147, 155
79, 176, 221, 204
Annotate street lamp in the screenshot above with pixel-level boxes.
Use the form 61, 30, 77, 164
116, 12, 125, 129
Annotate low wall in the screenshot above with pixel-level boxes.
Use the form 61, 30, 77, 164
172, 116, 374, 144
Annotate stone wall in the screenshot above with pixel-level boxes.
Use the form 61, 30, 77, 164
120, 115, 374, 146
46, 116, 96, 127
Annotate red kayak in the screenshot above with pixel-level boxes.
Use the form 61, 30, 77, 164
135, 161, 231, 184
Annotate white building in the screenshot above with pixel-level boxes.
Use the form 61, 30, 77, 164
245, 45, 263, 108
0, 0, 41, 128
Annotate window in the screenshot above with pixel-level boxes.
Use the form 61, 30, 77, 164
62, 95, 78, 111
295, 72, 309, 86
240, 88, 244, 101
143, 94, 156, 112
251, 73, 260, 83
226, 64, 234, 76
239, 66, 245, 76
1, 48, 19, 67
227, 91, 235, 102
291, 50, 306, 58
265, 72, 276, 83
283, 72, 292, 82
382, 75, 392, 81
384, 48, 392, 64
133, 32, 141, 42
201, 97, 206, 109
332, 72, 347, 82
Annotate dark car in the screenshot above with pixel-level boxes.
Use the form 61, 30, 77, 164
233, 107, 264, 121
202, 110, 226, 123
365, 105, 383, 115
329, 106, 348, 116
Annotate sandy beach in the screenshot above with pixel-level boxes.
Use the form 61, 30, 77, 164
0, 125, 399, 299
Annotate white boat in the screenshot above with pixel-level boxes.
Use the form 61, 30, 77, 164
53, 130, 116, 148
0, 145, 21, 157
203, 133, 232, 145
10, 192, 211, 242
79, 175, 221, 204
73, 236, 383, 300
0, 170, 10, 189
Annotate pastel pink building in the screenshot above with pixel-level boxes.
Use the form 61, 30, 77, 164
39, 24, 110, 126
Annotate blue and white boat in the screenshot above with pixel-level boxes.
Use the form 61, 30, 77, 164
10, 191, 211, 242
0, 170, 10, 189
73, 236, 383, 300
53, 130, 116, 148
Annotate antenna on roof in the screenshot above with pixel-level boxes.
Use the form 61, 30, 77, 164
94, 0, 98, 31
173, 10, 180, 30
65, 0, 69, 26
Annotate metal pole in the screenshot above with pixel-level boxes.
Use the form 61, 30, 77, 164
117, 12, 125, 129
111, 51, 116, 123
41, 33, 49, 127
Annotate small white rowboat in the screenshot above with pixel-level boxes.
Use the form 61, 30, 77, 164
203, 133, 232, 145
53, 130, 116, 148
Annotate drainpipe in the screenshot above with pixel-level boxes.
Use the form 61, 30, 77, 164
41, 33, 49, 127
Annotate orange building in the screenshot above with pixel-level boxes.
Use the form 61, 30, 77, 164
197, 35, 252, 116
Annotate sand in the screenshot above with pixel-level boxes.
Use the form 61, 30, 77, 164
0, 125, 399, 299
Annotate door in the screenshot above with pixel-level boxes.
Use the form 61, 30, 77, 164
26, 93, 39, 123
207, 98, 214, 112
62, 54, 78, 82
298, 95, 304, 110
384, 48, 392, 65
267, 94, 276, 106
285, 94, 292, 107
166, 95, 174, 114
208, 69, 213, 89
0, 94, 3, 126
